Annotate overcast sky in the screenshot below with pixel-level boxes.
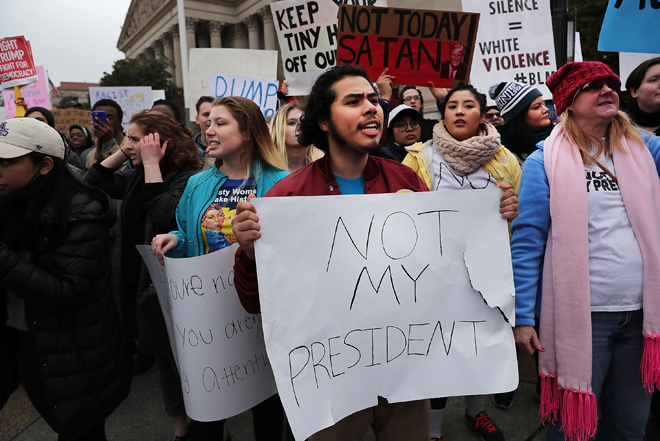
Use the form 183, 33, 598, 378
3, 0, 133, 85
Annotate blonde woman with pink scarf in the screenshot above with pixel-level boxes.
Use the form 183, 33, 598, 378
511, 61, 660, 441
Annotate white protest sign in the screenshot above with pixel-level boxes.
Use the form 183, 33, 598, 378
462, 0, 556, 100
89, 86, 153, 131
137, 246, 179, 365
574, 32, 583, 63
188, 49, 278, 122
270, 0, 387, 96
207, 73, 279, 116
619, 52, 660, 91
152, 89, 166, 102
136, 244, 277, 421
253, 189, 518, 440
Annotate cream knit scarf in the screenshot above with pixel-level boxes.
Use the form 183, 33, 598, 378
432, 121, 501, 176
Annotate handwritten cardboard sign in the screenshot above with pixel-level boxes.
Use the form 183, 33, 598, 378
137, 244, 277, 421
2, 65, 50, 119
270, 0, 388, 96
188, 49, 278, 122
51, 109, 93, 137
599, 0, 660, 54
207, 73, 279, 116
0, 36, 37, 90
462, 0, 557, 100
337, 6, 480, 88
253, 189, 518, 440
89, 86, 153, 132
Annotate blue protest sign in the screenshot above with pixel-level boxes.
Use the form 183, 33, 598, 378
207, 73, 279, 116
598, 0, 660, 54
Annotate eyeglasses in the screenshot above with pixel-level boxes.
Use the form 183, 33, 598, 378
393, 120, 420, 131
402, 95, 421, 102
580, 79, 621, 93
485, 112, 501, 120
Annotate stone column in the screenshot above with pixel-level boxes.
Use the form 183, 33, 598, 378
171, 25, 183, 87
146, 47, 156, 59
186, 17, 198, 55
162, 32, 175, 77
209, 21, 224, 48
259, 7, 278, 51
153, 39, 164, 59
246, 15, 261, 50
233, 23, 249, 49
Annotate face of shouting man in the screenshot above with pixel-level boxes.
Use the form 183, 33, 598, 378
319, 75, 383, 159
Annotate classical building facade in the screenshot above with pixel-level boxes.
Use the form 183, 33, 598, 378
117, 0, 280, 87
50, 82, 100, 108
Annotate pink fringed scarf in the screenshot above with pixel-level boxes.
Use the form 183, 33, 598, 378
540, 124, 660, 441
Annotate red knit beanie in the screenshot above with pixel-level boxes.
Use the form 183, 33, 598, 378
546, 61, 619, 117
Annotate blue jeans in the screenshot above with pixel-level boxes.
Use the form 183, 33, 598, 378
546, 310, 652, 441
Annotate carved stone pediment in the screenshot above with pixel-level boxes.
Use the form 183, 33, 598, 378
118, 0, 169, 49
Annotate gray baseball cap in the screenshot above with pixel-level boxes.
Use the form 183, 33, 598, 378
0, 118, 65, 160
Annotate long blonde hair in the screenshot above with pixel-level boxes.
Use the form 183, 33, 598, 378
559, 110, 645, 166
211, 97, 286, 176
271, 102, 323, 171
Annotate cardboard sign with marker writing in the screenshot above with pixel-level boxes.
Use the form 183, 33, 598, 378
337, 6, 480, 88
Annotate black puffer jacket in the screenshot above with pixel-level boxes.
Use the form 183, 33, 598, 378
0, 189, 132, 434
85, 163, 198, 356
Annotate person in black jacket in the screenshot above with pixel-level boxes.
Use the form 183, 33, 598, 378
84, 110, 203, 441
0, 117, 131, 441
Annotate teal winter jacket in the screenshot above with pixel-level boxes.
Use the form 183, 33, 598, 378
168, 163, 288, 258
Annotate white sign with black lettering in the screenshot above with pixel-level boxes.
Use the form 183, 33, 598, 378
462, 0, 557, 100
137, 244, 277, 422
270, 0, 388, 96
253, 189, 518, 440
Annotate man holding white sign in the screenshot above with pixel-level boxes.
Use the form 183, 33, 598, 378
232, 65, 519, 440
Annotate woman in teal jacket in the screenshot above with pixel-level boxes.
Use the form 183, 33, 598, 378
151, 96, 289, 441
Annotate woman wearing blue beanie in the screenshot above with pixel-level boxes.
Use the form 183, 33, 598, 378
489, 82, 553, 165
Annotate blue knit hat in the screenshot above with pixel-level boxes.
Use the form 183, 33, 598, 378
488, 82, 542, 124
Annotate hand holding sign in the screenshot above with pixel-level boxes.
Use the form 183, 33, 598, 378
232, 194, 260, 261
376, 68, 395, 101
427, 81, 449, 102
152, 234, 179, 265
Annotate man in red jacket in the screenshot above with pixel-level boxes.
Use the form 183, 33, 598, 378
232, 65, 515, 440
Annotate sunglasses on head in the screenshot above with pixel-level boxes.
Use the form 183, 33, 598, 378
580, 79, 621, 93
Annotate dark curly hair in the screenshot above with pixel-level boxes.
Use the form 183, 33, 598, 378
298, 64, 375, 151
130, 110, 202, 172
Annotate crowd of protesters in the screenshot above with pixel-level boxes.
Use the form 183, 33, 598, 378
1, 56, 660, 441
